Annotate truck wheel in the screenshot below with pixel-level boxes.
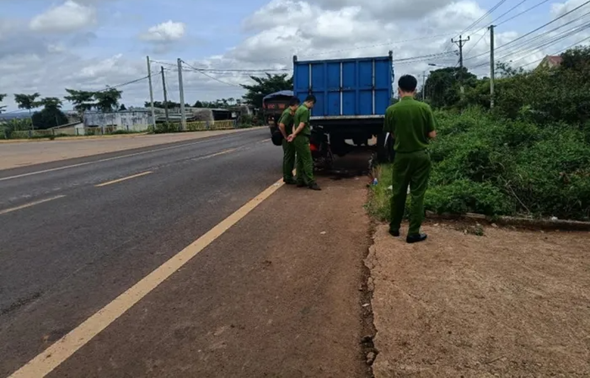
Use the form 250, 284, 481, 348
377, 132, 393, 163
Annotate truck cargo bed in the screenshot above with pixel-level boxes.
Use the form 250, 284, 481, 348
293, 52, 394, 120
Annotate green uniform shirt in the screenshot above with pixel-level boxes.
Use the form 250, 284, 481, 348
293, 105, 311, 136
278, 108, 295, 134
383, 96, 436, 153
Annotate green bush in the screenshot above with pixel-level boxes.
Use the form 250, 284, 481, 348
369, 108, 590, 221
154, 122, 180, 134
368, 47, 589, 222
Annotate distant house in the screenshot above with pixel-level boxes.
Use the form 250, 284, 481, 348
83, 109, 154, 132
536, 55, 563, 70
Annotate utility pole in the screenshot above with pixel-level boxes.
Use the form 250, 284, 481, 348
161, 66, 170, 124
177, 58, 186, 131
146, 56, 156, 131
452, 35, 470, 94
489, 25, 495, 109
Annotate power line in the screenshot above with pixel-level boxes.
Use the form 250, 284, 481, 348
471, 18, 590, 69
297, 33, 454, 58
465, 3, 590, 62
515, 34, 590, 69
181, 60, 242, 87
457, 0, 507, 37
497, 0, 590, 49
491, 0, 529, 24
153, 60, 289, 73
483, 13, 590, 63
468, 0, 530, 37
101, 75, 152, 91
497, 0, 552, 27
495, 10, 590, 55
443, 0, 508, 56
465, 30, 489, 57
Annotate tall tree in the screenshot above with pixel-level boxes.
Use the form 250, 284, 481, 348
30, 97, 67, 129
32, 108, 68, 129
94, 88, 122, 112
38, 97, 63, 110
424, 68, 476, 108
14, 93, 41, 130
64, 89, 95, 117
241, 73, 293, 109
560, 46, 590, 72
0, 93, 6, 114
119, 104, 127, 111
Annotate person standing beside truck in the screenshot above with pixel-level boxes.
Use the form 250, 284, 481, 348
288, 95, 321, 191
278, 96, 300, 184
384, 75, 437, 244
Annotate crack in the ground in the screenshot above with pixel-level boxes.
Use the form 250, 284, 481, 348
360, 199, 380, 378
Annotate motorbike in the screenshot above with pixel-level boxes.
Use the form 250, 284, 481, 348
309, 126, 334, 171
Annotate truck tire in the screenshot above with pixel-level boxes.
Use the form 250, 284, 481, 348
377, 132, 394, 163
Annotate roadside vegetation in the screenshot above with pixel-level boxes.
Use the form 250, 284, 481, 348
1, 74, 279, 140
369, 46, 590, 222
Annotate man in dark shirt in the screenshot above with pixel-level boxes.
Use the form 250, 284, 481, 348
383, 75, 437, 243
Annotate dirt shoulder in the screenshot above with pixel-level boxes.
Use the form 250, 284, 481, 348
0, 128, 263, 171
366, 222, 590, 377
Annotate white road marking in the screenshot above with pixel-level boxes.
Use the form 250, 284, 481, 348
8, 177, 285, 378
0, 195, 66, 216
95, 171, 153, 187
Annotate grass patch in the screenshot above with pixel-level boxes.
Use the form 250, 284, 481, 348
366, 164, 393, 222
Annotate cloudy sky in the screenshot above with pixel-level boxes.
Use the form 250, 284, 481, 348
0, 0, 588, 111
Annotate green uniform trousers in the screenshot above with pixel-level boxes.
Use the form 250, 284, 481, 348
282, 138, 296, 182
390, 150, 432, 235
293, 135, 314, 185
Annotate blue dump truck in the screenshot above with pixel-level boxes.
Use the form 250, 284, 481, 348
293, 51, 395, 163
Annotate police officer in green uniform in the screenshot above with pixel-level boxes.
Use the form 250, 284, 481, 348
278, 97, 301, 184
288, 95, 321, 191
384, 75, 437, 243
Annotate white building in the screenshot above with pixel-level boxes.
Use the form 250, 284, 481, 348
83, 110, 153, 132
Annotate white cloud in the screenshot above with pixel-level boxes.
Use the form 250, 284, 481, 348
29, 0, 96, 33
2, 0, 589, 112
140, 20, 186, 42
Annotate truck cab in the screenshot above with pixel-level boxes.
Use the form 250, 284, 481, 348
262, 90, 293, 143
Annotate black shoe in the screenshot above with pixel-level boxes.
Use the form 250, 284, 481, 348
284, 179, 297, 185
406, 234, 427, 244
389, 229, 400, 237
296, 182, 306, 188
308, 182, 321, 191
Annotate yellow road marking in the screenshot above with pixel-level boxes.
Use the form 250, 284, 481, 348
9, 178, 286, 378
95, 171, 152, 187
0, 195, 66, 216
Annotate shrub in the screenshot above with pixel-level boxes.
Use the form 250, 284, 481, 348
154, 122, 180, 134
369, 108, 590, 222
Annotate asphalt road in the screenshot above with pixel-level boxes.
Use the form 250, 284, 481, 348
0, 128, 372, 377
